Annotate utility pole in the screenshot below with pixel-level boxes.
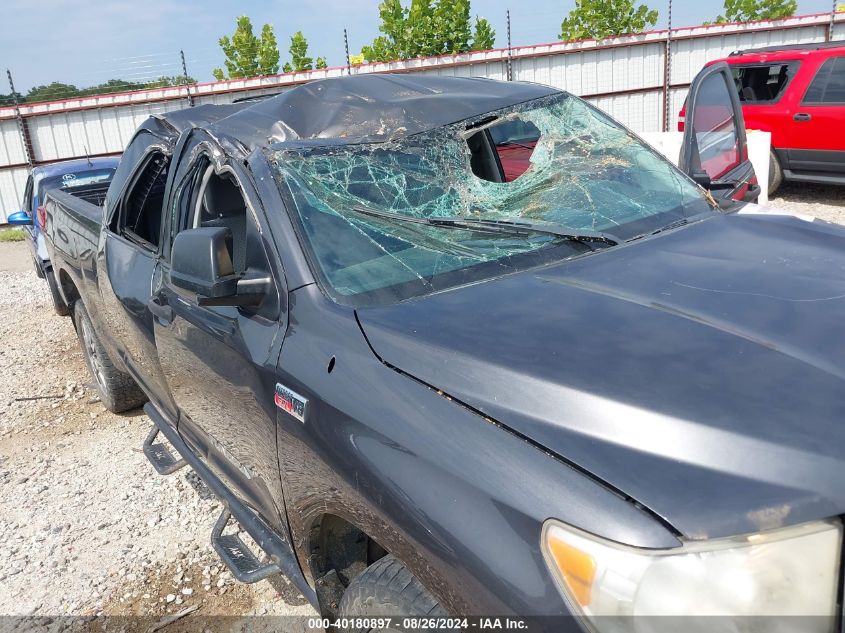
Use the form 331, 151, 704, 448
180, 50, 194, 107
344, 29, 352, 75
6, 69, 34, 167
506, 10, 513, 81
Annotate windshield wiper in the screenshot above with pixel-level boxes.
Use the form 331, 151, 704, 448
351, 206, 620, 247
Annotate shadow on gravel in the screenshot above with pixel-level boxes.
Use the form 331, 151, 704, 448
184, 471, 215, 501
266, 575, 310, 607
117, 407, 147, 419
774, 182, 844, 206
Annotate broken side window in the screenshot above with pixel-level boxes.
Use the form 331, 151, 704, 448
731, 62, 800, 103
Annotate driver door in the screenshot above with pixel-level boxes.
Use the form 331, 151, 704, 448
150, 148, 288, 535
680, 61, 760, 203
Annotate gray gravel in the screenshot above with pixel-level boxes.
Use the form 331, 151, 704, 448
769, 183, 845, 224
0, 268, 315, 618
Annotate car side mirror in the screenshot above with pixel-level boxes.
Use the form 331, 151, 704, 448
7, 210, 33, 226
170, 227, 270, 307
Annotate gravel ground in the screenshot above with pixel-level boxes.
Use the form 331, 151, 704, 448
0, 267, 315, 621
0, 182, 841, 621
768, 183, 845, 224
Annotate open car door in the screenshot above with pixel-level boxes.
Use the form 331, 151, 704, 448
680, 61, 760, 203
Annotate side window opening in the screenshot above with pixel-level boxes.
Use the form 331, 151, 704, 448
115, 152, 169, 248
732, 63, 797, 103
174, 162, 279, 318
467, 118, 541, 183
195, 171, 249, 273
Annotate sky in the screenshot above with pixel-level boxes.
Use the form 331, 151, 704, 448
0, 0, 839, 93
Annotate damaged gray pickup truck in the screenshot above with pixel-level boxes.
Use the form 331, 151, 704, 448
43, 72, 843, 631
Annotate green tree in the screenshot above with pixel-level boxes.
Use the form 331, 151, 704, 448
362, 0, 495, 62
712, 0, 797, 22
284, 31, 314, 72
213, 16, 280, 80
143, 75, 198, 89
0, 91, 24, 106
472, 15, 496, 50
26, 82, 80, 101
282, 31, 329, 72
79, 78, 143, 96
559, 0, 658, 41
257, 24, 280, 75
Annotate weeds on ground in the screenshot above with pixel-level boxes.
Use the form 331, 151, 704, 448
0, 228, 25, 242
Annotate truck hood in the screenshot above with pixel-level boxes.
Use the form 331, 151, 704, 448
356, 211, 845, 541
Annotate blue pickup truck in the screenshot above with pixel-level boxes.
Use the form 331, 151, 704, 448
7, 157, 119, 314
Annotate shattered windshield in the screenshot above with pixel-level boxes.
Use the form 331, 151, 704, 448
271, 93, 713, 306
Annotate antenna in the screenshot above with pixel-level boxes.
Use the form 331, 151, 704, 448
84, 145, 92, 167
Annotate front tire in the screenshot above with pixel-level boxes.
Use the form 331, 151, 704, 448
72, 301, 146, 413
768, 149, 783, 196
337, 555, 446, 633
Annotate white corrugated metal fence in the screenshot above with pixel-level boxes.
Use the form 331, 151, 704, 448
1, 11, 843, 221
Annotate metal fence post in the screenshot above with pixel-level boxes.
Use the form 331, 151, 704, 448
506, 10, 513, 81
344, 29, 352, 75
6, 69, 34, 167
662, 0, 673, 132
828, 0, 837, 41
180, 50, 194, 107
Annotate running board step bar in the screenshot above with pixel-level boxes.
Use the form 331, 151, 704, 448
143, 425, 187, 475
212, 509, 282, 583
141, 403, 318, 608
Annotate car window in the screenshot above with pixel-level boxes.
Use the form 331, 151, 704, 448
193, 170, 250, 274
170, 160, 279, 318
37, 168, 115, 203
486, 119, 541, 182
113, 152, 169, 249
690, 72, 740, 181
804, 56, 845, 104
22, 176, 33, 214
731, 62, 798, 103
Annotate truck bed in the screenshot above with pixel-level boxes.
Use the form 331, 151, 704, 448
64, 180, 110, 207
43, 187, 103, 271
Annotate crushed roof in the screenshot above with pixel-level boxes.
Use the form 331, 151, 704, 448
155, 75, 559, 151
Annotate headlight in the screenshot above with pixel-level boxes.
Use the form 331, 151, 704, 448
542, 518, 842, 631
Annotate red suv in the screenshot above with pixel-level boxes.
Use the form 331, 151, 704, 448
681, 41, 845, 194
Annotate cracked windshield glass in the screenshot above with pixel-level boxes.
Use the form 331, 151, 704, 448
272, 93, 714, 305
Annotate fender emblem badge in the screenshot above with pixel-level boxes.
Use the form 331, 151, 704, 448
274, 383, 307, 423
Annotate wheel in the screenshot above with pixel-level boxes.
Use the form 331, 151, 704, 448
72, 301, 146, 413
337, 555, 446, 632
768, 149, 783, 196
45, 270, 69, 316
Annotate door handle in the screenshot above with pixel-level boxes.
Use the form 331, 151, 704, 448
793, 113, 812, 122
148, 297, 173, 323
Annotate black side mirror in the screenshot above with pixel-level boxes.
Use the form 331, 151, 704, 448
170, 227, 269, 307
